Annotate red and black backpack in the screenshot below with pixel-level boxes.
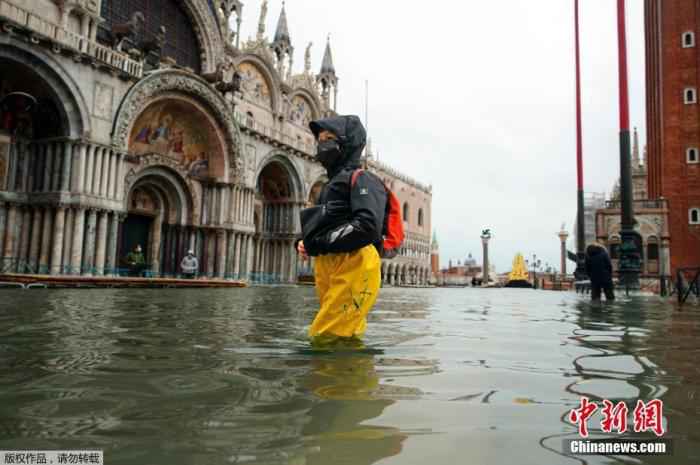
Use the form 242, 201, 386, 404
351, 169, 405, 259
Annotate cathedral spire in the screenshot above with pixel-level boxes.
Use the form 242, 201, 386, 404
320, 36, 335, 75
273, 1, 291, 46
317, 35, 338, 112
270, 1, 293, 81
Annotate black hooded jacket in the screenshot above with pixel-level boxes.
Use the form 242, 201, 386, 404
584, 244, 614, 285
300, 115, 387, 256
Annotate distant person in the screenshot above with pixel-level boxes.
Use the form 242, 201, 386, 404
180, 249, 199, 279
297, 115, 397, 346
584, 243, 615, 301
126, 244, 146, 277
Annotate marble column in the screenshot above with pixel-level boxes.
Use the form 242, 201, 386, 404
247, 235, 254, 278
150, 218, 162, 274
108, 152, 117, 199
245, 189, 255, 224
0, 204, 5, 260
17, 208, 31, 271
100, 149, 110, 197
70, 208, 85, 275
43, 144, 54, 192
26, 145, 36, 193
52, 143, 62, 191
82, 209, 97, 275
216, 230, 226, 278
226, 231, 236, 279
38, 206, 53, 274
50, 207, 66, 274
106, 213, 119, 276
205, 231, 215, 277
84, 145, 95, 194
279, 241, 287, 283
94, 211, 108, 276
92, 147, 103, 195
72, 143, 86, 193
233, 233, 241, 278
230, 187, 237, 223
289, 243, 297, 283
240, 235, 248, 278
28, 207, 42, 272
62, 208, 74, 272
20, 144, 31, 192
116, 154, 125, 200
61, 141, 72, 191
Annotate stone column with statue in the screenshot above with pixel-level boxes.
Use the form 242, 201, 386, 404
481, 229, 491, 286
558, 224, 569, 278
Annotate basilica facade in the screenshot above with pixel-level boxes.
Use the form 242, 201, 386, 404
0, 0, 432, 285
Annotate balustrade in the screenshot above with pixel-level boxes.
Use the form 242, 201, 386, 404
0, 0, 143, 78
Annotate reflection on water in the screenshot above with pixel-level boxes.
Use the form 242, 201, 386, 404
0, 287, 698, 464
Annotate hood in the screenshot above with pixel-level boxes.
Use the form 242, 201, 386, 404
310, 115, 366, 176
586, 243, 606, 257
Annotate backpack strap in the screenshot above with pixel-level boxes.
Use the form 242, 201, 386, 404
351, 169, 364, 187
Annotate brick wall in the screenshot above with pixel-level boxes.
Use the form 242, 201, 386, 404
645, 0, 700, 272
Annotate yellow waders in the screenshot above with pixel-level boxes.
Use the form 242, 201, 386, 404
310, 244, 381, 343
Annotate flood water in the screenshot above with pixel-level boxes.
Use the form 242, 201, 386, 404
0, 287, 698, 465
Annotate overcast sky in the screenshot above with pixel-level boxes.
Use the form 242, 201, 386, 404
239, 0, 646, 273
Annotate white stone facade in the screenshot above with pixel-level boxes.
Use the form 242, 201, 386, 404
0, 0, 431, 284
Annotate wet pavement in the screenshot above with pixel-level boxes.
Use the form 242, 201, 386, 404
0, 287, 698, 465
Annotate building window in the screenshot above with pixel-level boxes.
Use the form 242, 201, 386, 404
418, 208, 424, 227
246, 111, 254, 127
403, 203, 409, 222
647, 243, 659, 260
684, 87, 697, 104
690, 208, 700, 225
683, 31, 696, 48
688, 147, 699, 163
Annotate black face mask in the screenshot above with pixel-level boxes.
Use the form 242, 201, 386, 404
316, 139, 343, 170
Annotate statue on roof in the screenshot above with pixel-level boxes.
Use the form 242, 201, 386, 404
257, 0, 268, 40
305, 42, 313, 74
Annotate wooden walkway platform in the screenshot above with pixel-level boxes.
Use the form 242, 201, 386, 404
0, 273, 247, 289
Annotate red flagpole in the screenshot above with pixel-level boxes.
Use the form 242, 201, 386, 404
574, 0, 586, 278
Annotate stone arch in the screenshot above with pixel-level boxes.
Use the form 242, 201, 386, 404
256, 152, 304, 203
235, 54, 282, 111
121, 165, 195, 273
125, 165, 194, 225
183, 0, 224, 73
307, 174, 327, 206
112, 69, 242, 184
0, 39, 90, 139
288, 88, 321, 127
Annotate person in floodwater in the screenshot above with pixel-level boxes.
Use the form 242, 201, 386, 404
125, 244, 146, 277
584, 242, 615, 301
180, 249, 199, 279
297, 115, 387, 347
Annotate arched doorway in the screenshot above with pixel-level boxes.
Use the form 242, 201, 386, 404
253, 158, 301, 283
120, 168, 191, 276
0, 47, 88, 275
